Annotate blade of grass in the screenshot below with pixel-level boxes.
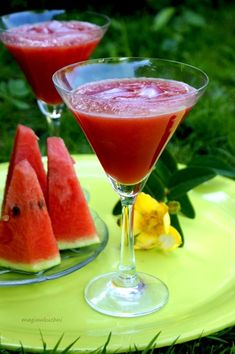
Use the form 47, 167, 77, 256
50, 333, 64, 354
39, 330, 47, 352
60, 336, 80, 354
141, 332, 161, 354
99, 332, 112, 354
164, 336, 180, 354
206, 335, 229, 344
19, 342, 26, 354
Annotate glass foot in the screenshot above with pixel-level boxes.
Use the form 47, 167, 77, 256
84, 272, 169, 317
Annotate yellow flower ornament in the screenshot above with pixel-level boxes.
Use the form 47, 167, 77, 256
133, 193, 182, 251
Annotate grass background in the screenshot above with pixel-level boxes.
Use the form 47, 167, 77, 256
0, 0, 235, 352
0, 1, 235, 165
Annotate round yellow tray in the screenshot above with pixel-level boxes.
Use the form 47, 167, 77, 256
0, 155, 235, 352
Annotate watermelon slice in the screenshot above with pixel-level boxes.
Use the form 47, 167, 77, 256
0, 160, 60, 272
47, 137, 99, 250
2, 125, 47, 213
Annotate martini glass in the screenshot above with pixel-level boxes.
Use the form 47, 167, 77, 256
53, 58, 208, 317
0, 10, 110, 136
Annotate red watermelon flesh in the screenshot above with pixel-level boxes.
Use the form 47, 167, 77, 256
0, 160, 60, 272
2, 125, 47, 213
47, 137, 99, 250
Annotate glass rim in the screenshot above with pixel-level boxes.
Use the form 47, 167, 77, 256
0, 9, 111, 33
53, 57, 209, 101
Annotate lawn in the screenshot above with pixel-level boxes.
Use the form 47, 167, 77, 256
0, 2, 235, 164
0, 1, 235, 353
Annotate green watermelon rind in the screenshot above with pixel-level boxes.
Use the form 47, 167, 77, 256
0, 254, 61, 273
58, 233, 100, 250
0, 210, 108, 285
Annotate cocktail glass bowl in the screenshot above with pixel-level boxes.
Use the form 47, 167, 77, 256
0, 10, 110, 135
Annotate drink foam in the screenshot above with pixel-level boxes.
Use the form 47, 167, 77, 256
71, 78, 197, 116
2, 21, 102, 47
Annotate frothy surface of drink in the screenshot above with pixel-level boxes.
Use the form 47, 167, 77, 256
71, 78, 197, 116
3, 21, 102, 47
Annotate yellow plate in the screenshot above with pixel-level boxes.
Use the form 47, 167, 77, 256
0, 155, 235, 352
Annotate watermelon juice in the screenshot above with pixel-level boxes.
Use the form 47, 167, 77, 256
70, 78, 196, 185
1, 21, 103, 104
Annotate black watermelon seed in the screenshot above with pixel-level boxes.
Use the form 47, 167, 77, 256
12, 206, 21, 217
38, 200, 45, 209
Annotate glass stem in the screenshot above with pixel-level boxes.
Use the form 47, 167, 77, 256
46, 116, 61, 137
37, 99, 64, 137
115, 195, 139, 288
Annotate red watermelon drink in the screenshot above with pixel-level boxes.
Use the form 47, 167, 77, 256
53, 58, 208, 317
0, 10, 110, 135
1, 21, 106, 104
70, 78, 196, 184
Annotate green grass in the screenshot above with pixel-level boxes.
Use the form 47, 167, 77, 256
0, 3, 235, 353
0, 4, 235, 163
1, 327, 235, 353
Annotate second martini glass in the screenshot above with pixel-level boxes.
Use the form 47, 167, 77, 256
53, 58, 208, 317
0, 10, 110, 135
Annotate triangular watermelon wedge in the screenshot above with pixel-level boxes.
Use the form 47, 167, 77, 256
47, 137, 99, 250
2, 125, 47, 214
0, 160, 60, 272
